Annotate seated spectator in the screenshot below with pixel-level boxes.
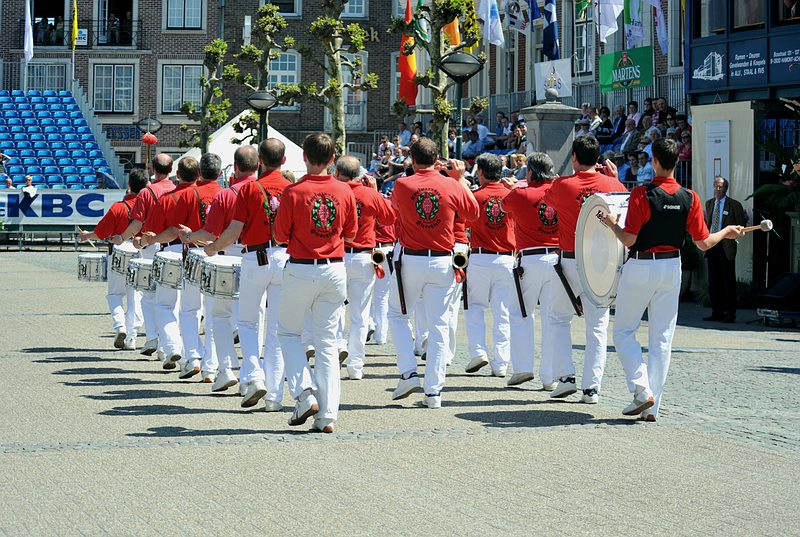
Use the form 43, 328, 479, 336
506, 125, 523, 152
665, 128, 678, 142
513, 154, 528, 181
639, 115, 654, 134
611, 105, 627, 139
636, 152, 655, 184
494, 112, 507, 136
21, 175, 38, 199
472, 115, 492, 145
500, 155, 513, 178
588, 107, 602, 132
653, 97, 677, 126
389, 146, 410, 177
368, 153, 381, 173
377, 148, 393, 178
675, 114, 692, 138
409, 133, 420, 146
613, 151, 630, 182
447, 128, 457, 154
462, 130, 484, 158
397, 123, 412, 146
426, 120, 434, 137
639, 98, 655, 127
627, 100, 641, 126
678, 132, 692, 161
626, 153, 640, 184
575, 119, 593, 139
510, 110, 525, 128
378, 135, 394, 157
643, 129, 661, 159
580, 102, 591, 119
595, 106, 616, 144
664, 114, 678, 135
517, 124, 528, 151
619, 119, 640, 155
4, 176, 13, 189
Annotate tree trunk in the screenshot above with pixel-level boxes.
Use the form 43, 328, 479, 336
328, 46, 346, 157
428, 27, 451, 159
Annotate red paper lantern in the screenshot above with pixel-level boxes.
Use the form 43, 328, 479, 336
141, 132, 158, 145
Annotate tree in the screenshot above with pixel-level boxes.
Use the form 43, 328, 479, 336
295, 0, 379, 156
179, 39, 232, 153
390, 0, 485, 158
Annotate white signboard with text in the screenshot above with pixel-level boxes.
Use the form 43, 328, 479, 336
534, 59, 573, 101
0, 190, 125, 226
704, 120, 730, 194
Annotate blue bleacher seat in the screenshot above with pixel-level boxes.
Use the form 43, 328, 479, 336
80, 134, 96, 143
0, 142, 14, 152
84, 143, 99, 151
17, 104, 32, 111
29, 96, 44, 104
18, 149, 35, 158
63, 134, 79, 142
15, 141, 31, 149
78, 166, 94, 175
56, 157, 73, 166
11, 173, 25, 184
70, 113, 84, 121
0, 125, 7, 133
13, 96, 28, 104
0, 133, 10, 141
51, 184, 67, 189
53, 111, 68, 119
1, 103, 15, 111
5, 113, 20, 120
97, 166, 112, 175
29, 175, 45, 185
64, 175, 81, 185
87, 150, 103, 159
82, 175, 96, 185
26, 166, 42, 175
58, 90, 72, 97
60, 127, 76, 135
87, 184, 98, 190
35, 111, 51, 119
43, 166, 60, 175
41, 120, 56, 128
29, 90, 43, 97
2, 149, 17, 157
50, 142, 66, 150
43, 126, 59, 135
71, 149, 87, 158
46, 97, 60, 104
76, 126, 92, 135
27, 126, 42, 134
36, 150, 53, 159
62, 166, 79, 175
53, 150, 69, 159
92, 159, 109, 168
61, 97, 77, 105
65, 104, 80, 112
11, 90, 25, 97
69, 184, 83, 190
74, 158, 91, 167
39, 157, 55, 166
30, 134, 46, 143
21, 157, 37, 166
11, 127, 27, 136
67, 142, 82, 150
21, 113, 36, 121
46, 175, 63, 186
33, 103, 49, 112
32, 142, 48, 150
46, 134, 63, 143
5, 157, 20, 167
56, 119, 71, 127
0, 90, 8, 96
8, 165, 24, 175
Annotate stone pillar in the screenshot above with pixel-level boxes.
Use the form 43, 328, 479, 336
520, 88, 581, 177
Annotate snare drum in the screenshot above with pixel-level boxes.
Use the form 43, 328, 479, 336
78, 253, 107, 281
575, 192, 630, 308
111, 242, 140, 275
127, 258, 155, 292
153, 251, 184, 289
184, 248, 207, 286
200, 255, 241, 299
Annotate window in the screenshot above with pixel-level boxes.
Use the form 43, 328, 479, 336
342, 0, 367, 17
162, 65, 203, 113
780, 0, 800, 21
325, 52, 367, 132
27, 63, 67, 91
697, 0, 725, 37
167, 0, 202, 29
390, 52, 401, 108
733, 0, 764, 28
393, 0, 404, 17
574, 5, 594, 75
668, 0, 684, 68
93, 65, 134, 113
267, 52, 300, 109
264, 0, 301, 16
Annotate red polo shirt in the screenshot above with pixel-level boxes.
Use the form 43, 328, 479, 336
375, 220, 396, 244
390, 168, 479, 251
93, 193, 137, 240
166, 179, 222, 233
129, 178, 175, 223
232, 170, 291, 246
454, 215, 468, 245
273, 173, 358, 259
468, 182, 515, 252
143, 182, 193, 235
502, 181, 559, 249
544, 170, 627, 251
203, 175, 257, 237
624, 176, 709, 252
346, 182, 396, 249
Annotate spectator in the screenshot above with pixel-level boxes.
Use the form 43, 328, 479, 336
462, 130, 484, 158
639, 115, 653, 134
0, 152, 10, 175
389, 146, 410, 177
494, 111, 507, 135
447, 128, 457, 154
643, 129, 661, 159
575, 119, 593, 139
122, 12, 133, 44
368, 153, 381, 173
506, 126, 521, 152
510, 110, 525, 127
21, 175, 38, 199
627, 100, 641, 126
472, 115, 491, 143
377, 148, 393, 178
678, 132, 692, 161
664, 114, 678, 135
626, 153, 640, 183
281, 170, 296, 183
636, 152, 655, 183
426, 120, 434, 137
653, 97, 677, 126
109, 13, 121, 44
378, 134, 394, 156
580, 102, 591, 119
613, 151, 630, 182
666, 128, 678, 142
619, 119, 640, 155
517, 124, 528, 152
588, 107, 602, 132
639, 98, 655, 126
513, 154, 528, 181
4, 176, 13, 189
494, 116, 512, 148
500, 155, 513, 178
675, 114, 692, 138
409, 133, 420, 146
397, 122, 412, 146
611, 105, 627, 139
53, 16, 64, 44
595, 106, 616, 145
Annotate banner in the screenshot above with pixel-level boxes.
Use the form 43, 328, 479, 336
599, 46, 654, 93
504, 0, 531, 33
534, 59, 573, 101
624, 0, 644, 49
0, 190, 126, 225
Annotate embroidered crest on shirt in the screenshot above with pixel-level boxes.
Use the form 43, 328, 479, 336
263, 192, 282, 223
484, 197, 507, 228
415, 191, 440, 221
310, 193, 337, 231
538, 202, 558, 229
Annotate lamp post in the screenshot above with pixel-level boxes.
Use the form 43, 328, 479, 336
439, 52, 484, 160
247, 90, 278, 143
135, 117, 163, 175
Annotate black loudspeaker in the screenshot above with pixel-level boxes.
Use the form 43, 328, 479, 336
756, 273, 800, 312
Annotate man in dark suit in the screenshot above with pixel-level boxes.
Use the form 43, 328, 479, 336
704, 176, 748, 322
619, 119, 641, 156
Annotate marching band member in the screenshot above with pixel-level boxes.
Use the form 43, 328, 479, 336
602, 139, 744, 420
501, 153, 561, 389
139, 157, 201, 370
112, 154, 176, 357
544, 136, 627, 404
387, 138, 479, 408
463, 153, 516, 379
203, 140, 290, 410
335, 155, 396, 380
273, 133, 358, 433
77, 168, 148, 350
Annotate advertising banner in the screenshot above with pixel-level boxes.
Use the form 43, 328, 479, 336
599, 46, 654, 93
0, 190, 126, 226
534, 59, 573, 101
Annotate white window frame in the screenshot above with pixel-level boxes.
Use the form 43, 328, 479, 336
88, 58, 139, 120
325, 51, 368, 132
574, 5, 594, 77
259, 0, 302, 18
25, 60, 69, 92
166, 0, 203, 29
92, 64, 135, 114
157, 59, 205, 123
162, 0, 207, 32
667, 0, 684, 71
390, 51, 401, 111
267, 51, 301, 111
341, 0, 367, 18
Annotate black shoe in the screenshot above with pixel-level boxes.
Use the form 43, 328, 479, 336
703, 315, 722, 322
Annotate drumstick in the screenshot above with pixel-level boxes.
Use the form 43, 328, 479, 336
741, 219, 773, 234
76, 225, 97, 250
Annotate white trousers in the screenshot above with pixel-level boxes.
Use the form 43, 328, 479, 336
202, 295, 219, 373
370, 246, 393, 344
508, 251, 559, 380
210, 295, 237, 372
107, 254, 142, 336
548, 257, 610, 392
154, 245, 183, 357
388, 253, 457, 395
464, 253, 515, 371
139, 244, 160, 341
613, 257, 681, 418
278, 262, 347, 421
344, 251, 376, 372
179, 282, 203, 363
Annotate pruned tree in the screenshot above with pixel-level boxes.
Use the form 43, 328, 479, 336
390, 0, 484, 158
296, 0, 379, 156
179, 39, 232, 153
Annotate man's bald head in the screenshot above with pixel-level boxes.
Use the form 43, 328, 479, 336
259, 138, 286, 170
335, 155, 362, 181
152, 153, 173, 176
234, 145, 259, 175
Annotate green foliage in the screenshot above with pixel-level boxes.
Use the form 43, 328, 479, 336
433, 96, 455, 123
392, 98, 412, 118
230, 111, 260, 145
469, 96, 489, 116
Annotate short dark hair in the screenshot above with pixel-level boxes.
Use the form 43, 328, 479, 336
234, 145, 259, 173
675, 114, 687, 121
715, 176, 729, 191
199, 153, 222, 181
651, 138, 679, 171
177, 157, 200, 182
127, 167, 148, 193
475, 153, 502, 181
527, 152, 556, 185
335, 155, 361, 180
152, 153, 173, 175
628, 100, 638, 109
259, 138, 286, 170
303, 133, 335, 166
409, 137, 438, 166
600, 106, 610, 115
572, 136, 600, 167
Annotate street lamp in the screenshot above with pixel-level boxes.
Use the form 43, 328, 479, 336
247, 90, 278, 143
135, 117, 163, 175
439, 52, 484, 159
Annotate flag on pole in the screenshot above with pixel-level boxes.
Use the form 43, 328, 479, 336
413, 0, 430, 43
398, 0, 418, 106
464, 0, 479, 52
528, 0, 542, 20
71, 0, 79, 51
504, 1, 531, 33
543, 0, 560, 60
575, 0, 590, 20
597, 0, 625, 43
443, 18, 461, 46
624, 0, 644, 49
651, 0, 668, 54
23, 0, 34, 63
479, 0, 505, 48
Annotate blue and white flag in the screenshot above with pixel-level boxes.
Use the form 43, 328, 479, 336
479, 0, 505, 48
528, 0, 542, 20
543, 0, 560, 60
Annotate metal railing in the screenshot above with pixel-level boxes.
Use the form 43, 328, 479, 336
20, 19, 144, 49
346, 142, 374, 166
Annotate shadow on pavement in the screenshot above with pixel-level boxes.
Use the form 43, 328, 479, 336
127, 426, 304, 438
83, 389, 195, 400
63, 377, 183, 387
21, 346, 119, 353
53, 367, 167, 376
100, 404, 241, 416
749, 366, 800, 375
33, 355, 148, 364
454, 409, 637, 428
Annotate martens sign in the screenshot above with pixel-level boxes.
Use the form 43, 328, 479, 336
599, 46, 654, 93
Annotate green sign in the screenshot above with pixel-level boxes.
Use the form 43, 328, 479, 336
599, 46, 654, 93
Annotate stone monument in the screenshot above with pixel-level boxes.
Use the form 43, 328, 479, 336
520, 88, 581, 177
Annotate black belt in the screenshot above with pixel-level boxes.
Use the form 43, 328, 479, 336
345, 247, 372, 253
629, 250, 681, 260
242, 240, 286, 253
289, 257, 343, 265
521, 247, 559, 256
377, 242, 395, 248
471, 247, 514, 256
560, 250, 575, 259
403, 249, 450, 257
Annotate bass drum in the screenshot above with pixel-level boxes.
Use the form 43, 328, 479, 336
575, 192, 630, 308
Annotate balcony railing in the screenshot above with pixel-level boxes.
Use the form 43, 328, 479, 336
20, 19, 144, 50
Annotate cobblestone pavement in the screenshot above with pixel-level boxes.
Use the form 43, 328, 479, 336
1, 252, 798, 536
